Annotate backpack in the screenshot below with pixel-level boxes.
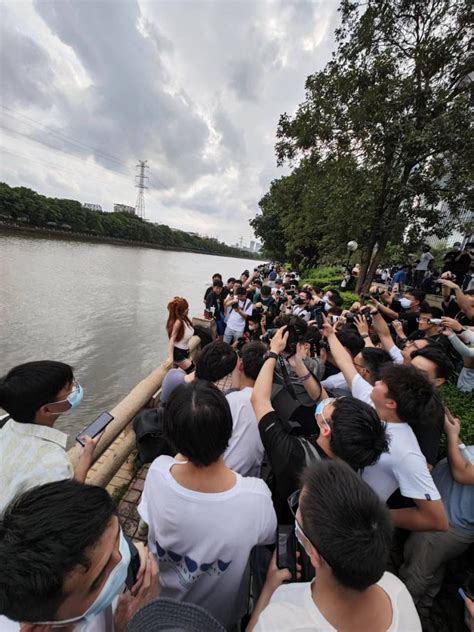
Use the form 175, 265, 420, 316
132, 406, 174, 464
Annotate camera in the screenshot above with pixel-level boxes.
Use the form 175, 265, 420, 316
261, 317, 308, 356
428, 318, 442, 325
294, 297, 305, 305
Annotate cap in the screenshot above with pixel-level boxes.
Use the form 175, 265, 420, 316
127, 598, 225, 632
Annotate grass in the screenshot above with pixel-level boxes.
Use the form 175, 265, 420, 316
441, 381, 474, 445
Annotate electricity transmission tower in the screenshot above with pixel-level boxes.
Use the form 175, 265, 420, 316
135, 160, 149, 219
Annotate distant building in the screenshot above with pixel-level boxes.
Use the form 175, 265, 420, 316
114, 204, 136, 215
83, 203, 102, 212
250, 240, 255, 251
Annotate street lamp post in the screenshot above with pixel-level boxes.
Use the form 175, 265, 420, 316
345, 240, 358, 268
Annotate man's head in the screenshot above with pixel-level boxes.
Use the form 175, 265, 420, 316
336, 330, 365, 358
195, 341, 238, 383
260, 285, 272, 299
0, 480, 119, 625
416, 304, 443, 335
324, 290, 343, 308
297, 460, 393, 591
370, 364, 435, 422
353, 348, 393, 386
235, 286, 247, 299
239, 341, 266, 382
404, 289, 426, 311
313, 286, 324, 297
401, 337, 430, 364
226, 277, 236, 289
315, 396, 389, 471
164, 381, 232, 466
410, 346, 454, 388
422, 244, 431, 253
296, 289, 311, 306
0, 360, 81, 425
275, 278, 283, 289
212, 278, 224, 294
212, 273, 222, 282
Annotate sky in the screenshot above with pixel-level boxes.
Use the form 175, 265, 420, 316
0, 0, 340, 245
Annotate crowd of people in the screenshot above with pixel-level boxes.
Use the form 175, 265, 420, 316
0, 258, 473, 632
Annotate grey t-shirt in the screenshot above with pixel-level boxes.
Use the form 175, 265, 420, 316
432, 447, 474, 538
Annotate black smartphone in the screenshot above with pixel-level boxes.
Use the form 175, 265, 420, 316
76, 411, 114, 446
276, 525, 297, 581
125, 537, 141, 590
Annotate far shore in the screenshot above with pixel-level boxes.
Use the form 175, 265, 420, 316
0, 223, 262, 261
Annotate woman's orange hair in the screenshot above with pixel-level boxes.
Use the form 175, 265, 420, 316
166, 297, 192, 342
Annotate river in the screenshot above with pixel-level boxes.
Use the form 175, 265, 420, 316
0, 233, 261, 446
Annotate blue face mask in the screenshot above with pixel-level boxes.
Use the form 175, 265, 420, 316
315, 398, 334, 417
47, 382, 84, 415
36, 528, 131, 626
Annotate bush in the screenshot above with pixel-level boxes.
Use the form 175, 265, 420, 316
441, 382, 474, 446
340, 291, 361, 309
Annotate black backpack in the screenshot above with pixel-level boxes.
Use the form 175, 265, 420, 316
132, 406, 174, 464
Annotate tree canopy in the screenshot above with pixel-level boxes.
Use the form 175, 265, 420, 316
251, 0, 473, 289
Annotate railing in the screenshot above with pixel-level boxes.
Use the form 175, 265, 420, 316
68, 335, 202, 487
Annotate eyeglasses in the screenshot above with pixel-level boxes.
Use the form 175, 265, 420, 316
287, 490, 332, 568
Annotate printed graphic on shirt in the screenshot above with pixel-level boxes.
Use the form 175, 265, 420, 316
155, 540, 232, 588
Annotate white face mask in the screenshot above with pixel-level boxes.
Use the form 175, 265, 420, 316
400, 297, 412, 309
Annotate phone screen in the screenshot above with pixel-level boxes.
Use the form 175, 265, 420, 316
276, 525, 297, 580
76, 411, 114, 446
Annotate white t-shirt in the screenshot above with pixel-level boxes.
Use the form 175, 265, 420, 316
388, 345, 404, 365
138, 456, 276, 628
362, 422, 441, 502
224, 387, 264, 477
226, 299, 253, 333
292, 305, 311, 321
351, 373, 374, 406
416, 252, 434, 271
253, 572, 421, 631
321, 371, 351, 394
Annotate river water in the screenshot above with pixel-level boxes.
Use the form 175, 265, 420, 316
0, 233, 261, 445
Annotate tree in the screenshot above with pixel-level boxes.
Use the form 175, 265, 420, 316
255, 0, 473, 290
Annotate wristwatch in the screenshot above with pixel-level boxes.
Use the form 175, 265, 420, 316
264, 351, 279, 362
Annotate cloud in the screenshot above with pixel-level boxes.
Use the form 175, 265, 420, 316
0, 0, 339, 244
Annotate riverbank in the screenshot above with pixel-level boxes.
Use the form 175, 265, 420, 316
0, 222, 262, 260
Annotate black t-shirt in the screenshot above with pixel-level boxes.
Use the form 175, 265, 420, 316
391, 300, 420, 335
204, 285, 229, 303
411, 392, 445, 467
259, 410, 326, 523
205, 291, 224, 319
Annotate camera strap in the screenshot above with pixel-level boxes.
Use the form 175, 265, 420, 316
278, 356, 298, 401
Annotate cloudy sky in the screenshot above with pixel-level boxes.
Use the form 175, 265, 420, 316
0, 1, 340, 245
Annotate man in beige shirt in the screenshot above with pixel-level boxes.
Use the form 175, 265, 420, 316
0, 360, 98, 513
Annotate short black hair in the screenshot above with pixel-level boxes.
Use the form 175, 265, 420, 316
330, 397, 389, 471
330, 293, 343, 307
227, 277, 236, 284
406, 289, 426, 303
260, 285, 271, 297
360, 348, 393, 382
0, 360, 74, 423
419, 301, 433, 314
411, 346, 454, 380
336, 331, 364, 358
240, 341, 266, 381
254, 279, 263, 287
212, 279, 224, 289
164, 381, 232, 466
300, 460, 393, 591
379, 364, 435, 422
0, 480, 116, 622
195, 341, 237, 382
236, 286, 247, 296
212, 273, 222, 280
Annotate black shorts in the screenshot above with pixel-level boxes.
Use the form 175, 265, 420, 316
173, 347, 190, 362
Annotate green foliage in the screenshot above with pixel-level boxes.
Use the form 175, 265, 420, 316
252, 0, 473, 290
340, 291, 361, 309
0, 183, 255, 259
441, 382, 474, 446
302, 266, 343, 288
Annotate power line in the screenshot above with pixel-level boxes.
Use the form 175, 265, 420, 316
135, 160, 149, 219
0, 104, 168, 189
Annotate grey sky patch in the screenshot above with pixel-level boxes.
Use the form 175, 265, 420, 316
1, 0, 339, 243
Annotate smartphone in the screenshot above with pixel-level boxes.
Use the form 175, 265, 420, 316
276, 525, 297, 581
76, 411, 114, 446
125, 536, 141, 590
